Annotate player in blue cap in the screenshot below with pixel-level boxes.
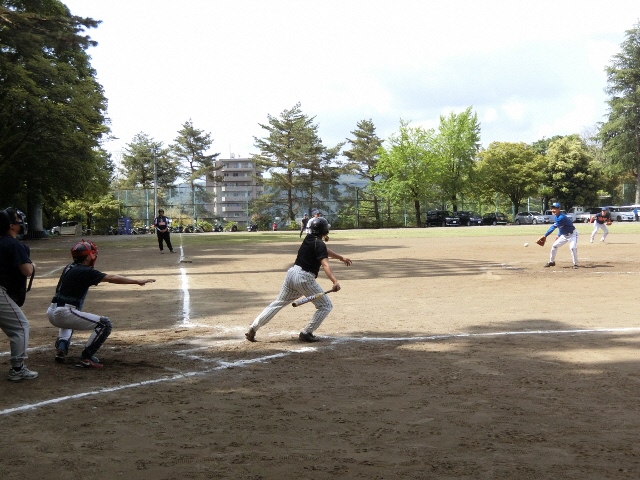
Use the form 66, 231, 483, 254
537, 202, 579, 269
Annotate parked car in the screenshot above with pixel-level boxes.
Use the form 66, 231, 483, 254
543, 209, 567, 223
481, 212, 508, 225
566, 206, 590, 223
454, 211, 482, 226
50, 221, 80, 236
425, 210, 460, 227
513, 211, 546, 225
607, 206, 634, 222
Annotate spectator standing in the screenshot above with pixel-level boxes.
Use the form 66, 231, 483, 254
300, 214, 309, 238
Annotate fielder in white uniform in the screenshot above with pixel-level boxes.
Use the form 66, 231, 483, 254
589, 207, 611, 243
47, 240, 155, 368
245, 217, 352, 343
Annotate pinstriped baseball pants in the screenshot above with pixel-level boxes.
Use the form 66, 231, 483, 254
250, 265, 332, 334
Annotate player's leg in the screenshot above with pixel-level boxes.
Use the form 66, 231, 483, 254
569, 232, 578, 266
248, 267, 301, 334
156, 232, 164, 252
590, 223, 598, 242
165, 232, 174, 252
81, 315, 111, 367
601, 224, 608, 242
0, 291, 34, 378
48, 305, 110, 367
301, 294, 333, 338
550, 235, 568, 263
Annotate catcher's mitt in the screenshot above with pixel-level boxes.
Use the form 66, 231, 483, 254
536, 237, 546, 247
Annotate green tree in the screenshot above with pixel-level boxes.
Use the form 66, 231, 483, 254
601, 20, 640, 203
476, 142, 544, 214
0, 0, 110, 233
171, 119, 220, 185
344, 119, 384, 226
434, 107, 481, 211
372, 120, 439, 227
253, 103, 341, 222
119, 133, 177, 188
544, 136, 603, 209
170, 120, 220, 221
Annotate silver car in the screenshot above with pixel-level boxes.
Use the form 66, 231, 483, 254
607, 206, 634, 222
514, 211, 546, 225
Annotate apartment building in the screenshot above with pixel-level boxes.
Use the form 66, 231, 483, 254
205, 155, 262, 226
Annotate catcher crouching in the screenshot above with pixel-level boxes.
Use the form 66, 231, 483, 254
46, 240, 155, 368
537, 202, 579, 269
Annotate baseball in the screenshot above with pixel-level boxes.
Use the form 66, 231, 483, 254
524, 242, 529, 247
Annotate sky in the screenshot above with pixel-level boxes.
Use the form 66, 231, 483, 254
61, 0, 640, 164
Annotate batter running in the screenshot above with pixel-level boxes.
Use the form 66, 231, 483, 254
47, 240, 155, 368
245, 217, 352, 343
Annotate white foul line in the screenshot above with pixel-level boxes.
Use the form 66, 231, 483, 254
3, 327, 640, 417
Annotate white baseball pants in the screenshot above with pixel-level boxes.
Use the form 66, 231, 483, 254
590, 222, 608, 242
250, 265, 332, 334
550, 231, 578, 266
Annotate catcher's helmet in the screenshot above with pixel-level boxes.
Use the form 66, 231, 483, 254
307, 217, 330, 237
71, 240, 98, 265
0, 207, 27, 235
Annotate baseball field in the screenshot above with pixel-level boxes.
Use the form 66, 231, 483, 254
2, 223, 640, 479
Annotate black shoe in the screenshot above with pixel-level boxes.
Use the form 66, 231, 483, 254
299, 331, 320, 343
245, 328, 256, 342
54, 339, 68, 363
544, 262, 556, 267
573, 265, 579, 269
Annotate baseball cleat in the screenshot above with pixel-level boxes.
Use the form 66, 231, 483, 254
299, 332, 320, 343
76, 356, 103, 369
245, 328, 256, 342
543, 262, 555, 267
573, 265, 579, 269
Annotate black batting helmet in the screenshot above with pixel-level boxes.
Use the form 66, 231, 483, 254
307, 217, 330, 237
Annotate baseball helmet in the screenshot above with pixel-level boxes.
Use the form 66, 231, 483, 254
307, 217, 330, 237
71, 239, 98, 265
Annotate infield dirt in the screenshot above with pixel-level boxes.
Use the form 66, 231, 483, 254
2, 226, 640, 479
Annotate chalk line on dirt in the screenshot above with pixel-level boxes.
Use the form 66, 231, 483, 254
3, 327, 640, 417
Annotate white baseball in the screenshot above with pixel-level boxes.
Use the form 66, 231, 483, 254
524, 242, 529, 247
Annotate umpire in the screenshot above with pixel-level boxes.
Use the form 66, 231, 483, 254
0, 207, 38, 381
154, 209, 174, 254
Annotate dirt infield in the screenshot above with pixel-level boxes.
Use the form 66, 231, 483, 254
2, 226, 640, 479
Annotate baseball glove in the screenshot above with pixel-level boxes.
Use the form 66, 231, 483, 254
536, 236, 546, 247
606, 221, 612, 226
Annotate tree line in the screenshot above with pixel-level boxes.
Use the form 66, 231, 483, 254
2, 1, 640, 233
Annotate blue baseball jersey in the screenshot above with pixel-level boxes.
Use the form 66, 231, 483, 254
545, 213, 575, 237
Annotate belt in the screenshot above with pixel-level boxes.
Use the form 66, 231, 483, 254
52, 297, 79, 308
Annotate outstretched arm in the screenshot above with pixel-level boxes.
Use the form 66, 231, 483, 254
101, 274, 156, 286
327, 248, 352, 266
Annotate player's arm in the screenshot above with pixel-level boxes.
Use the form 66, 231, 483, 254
101, 274, 156, 286
320, 258, 340, 291
18, 262, 34, 277
327, 248, 352, 266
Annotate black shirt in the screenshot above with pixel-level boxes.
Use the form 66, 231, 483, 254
294, 236, 328, 277
52, 263, 106, 309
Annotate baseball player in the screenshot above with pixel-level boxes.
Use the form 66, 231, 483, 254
245, 216, 352, 343
47, 240, 156, 368
589, 207, 611, 243
154, 209, 174, 253
0, 208, 38, 381
299, 213, 309, 238
537, 202, 578, 269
